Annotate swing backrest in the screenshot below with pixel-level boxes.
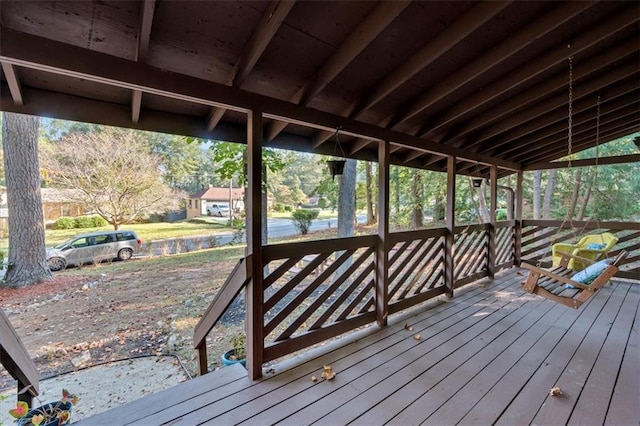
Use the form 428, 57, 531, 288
575, 232, 617, 251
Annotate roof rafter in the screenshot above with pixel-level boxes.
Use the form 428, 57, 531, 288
387, 1, 595, 131
207, 0, 295, 132
0, 62, 23, 106
131, 0, 156, 123
265, 0, 410, 141
426, 17, 640, 144
311, 0, 509, 147
516, 111, 640, 163
486, 90, 640, 157
0, 27, 520, 171
466, 64, 638, 150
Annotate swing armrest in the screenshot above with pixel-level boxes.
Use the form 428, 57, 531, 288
556, 252, 599, 268
521, 262, 592, 291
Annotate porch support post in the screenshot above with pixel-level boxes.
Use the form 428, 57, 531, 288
445, 156, 456, 296
488, 164, 498, 278
246, 109, 264, 380
376, 140, 390, 327
514, 170, 523, 266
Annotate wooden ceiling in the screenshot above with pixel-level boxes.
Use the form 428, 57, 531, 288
1, 1, 639, 178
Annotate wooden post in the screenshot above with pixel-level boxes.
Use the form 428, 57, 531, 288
376, 140, 390, 327
445, 156, 456, 296
488, 164, 497, 278
514, 170, 523, 266
245, 110, 264, 380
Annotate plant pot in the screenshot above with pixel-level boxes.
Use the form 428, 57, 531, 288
471, 178, 483, 188
17, 401, 73, 426
326, 160, 346, 180
221, 349, 246, 368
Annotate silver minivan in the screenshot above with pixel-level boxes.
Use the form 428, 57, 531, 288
46, 230, 142, 271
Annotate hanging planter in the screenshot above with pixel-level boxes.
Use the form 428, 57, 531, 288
327, 159, 346, 180
471, 178, 483, 188
326, 126, 346, 180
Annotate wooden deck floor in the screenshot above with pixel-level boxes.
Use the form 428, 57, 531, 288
83, 268, 640, 425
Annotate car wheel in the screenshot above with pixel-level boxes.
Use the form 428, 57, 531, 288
217, 212, 223, 217
117, 248, 133, 261
47, 257, 66, 272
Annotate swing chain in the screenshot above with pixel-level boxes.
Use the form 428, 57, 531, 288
567, 55, 573, 166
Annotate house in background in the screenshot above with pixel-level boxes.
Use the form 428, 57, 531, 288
40, 188, 90, 223
186, 186, 244, 219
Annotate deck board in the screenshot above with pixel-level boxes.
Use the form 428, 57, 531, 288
76, 268, 639, 426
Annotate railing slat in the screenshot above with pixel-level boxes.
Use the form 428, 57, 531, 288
0, 310, 39, 404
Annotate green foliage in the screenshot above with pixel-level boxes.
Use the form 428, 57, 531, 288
52, 217, 76, 230
291, 209, 320, 234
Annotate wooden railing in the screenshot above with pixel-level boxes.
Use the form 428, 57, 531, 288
193, 256, 251, 375
387, 229, 447, 314
0, 310, 39, 405
261, 236, 377, 362
520, 220, 640, 280
195, 220, 637, 375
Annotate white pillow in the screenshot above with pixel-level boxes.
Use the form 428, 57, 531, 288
570, 259, 611, 285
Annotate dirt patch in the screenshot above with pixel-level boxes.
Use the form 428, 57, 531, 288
0, 255, 243, 392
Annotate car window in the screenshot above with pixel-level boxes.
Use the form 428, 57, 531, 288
93, 234, 111, 245
71, 237, 89, 248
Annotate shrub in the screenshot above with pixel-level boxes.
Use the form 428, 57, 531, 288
91, 215, 108, 227
291, 209, 320, 234
53, 217, 75, 230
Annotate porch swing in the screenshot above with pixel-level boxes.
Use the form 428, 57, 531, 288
521, 55, 626, 309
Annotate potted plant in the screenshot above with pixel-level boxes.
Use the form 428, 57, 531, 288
221, 334, 246, 367
9, 389, 78, 426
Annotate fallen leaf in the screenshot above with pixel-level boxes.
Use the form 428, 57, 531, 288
413, 334, 421, 340
549, 386, 563, 396
311, 375, 317, 382
321, 365, 336, 380
404, 323, 413, 331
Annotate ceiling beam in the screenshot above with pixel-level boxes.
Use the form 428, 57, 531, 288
265, 0, 410, 141
207, 0, 295, 132
466, 64, 639, 151
526, 125, 640, 167
525, 153, 640, 171
509, 103, 640, 162
131, 0, 156, 123
487, 91, 640, 158
311, 0, 509, 147
0, 62, 23, 105
426, 35, 640, 143
349, 138, 373, 155
516, 112, 640, 164
387, 1, 595, 130
0, 27, 520, 171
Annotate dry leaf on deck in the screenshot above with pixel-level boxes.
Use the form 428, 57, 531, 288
311, 375, 317, 382
549, 386, 563, 396
404, 323, 413, 331
413, 334, 421, 340
321, 365, 336, 380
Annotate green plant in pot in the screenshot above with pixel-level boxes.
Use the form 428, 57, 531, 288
221, 334, 246, 367
8, 389, 78, 426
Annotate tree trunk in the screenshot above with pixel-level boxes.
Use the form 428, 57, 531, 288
533, 170, 542, 219
476, 183, 490, 223
338, 159, 356, 238
2, 112, 52, 287
410, 169, 424, 229
542, 169, 557, 219
393, 166, 400, 217
262, 164, 268, 245
578, 169, 594, 220
365, 161, 376, 225
567, 168, 582, 219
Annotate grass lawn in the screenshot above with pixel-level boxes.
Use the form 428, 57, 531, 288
44, 219, 232, 247
270, 209, 340, 220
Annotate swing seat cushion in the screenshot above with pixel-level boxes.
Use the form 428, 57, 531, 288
586, 243, 606, 250
570, 259, 612, 286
